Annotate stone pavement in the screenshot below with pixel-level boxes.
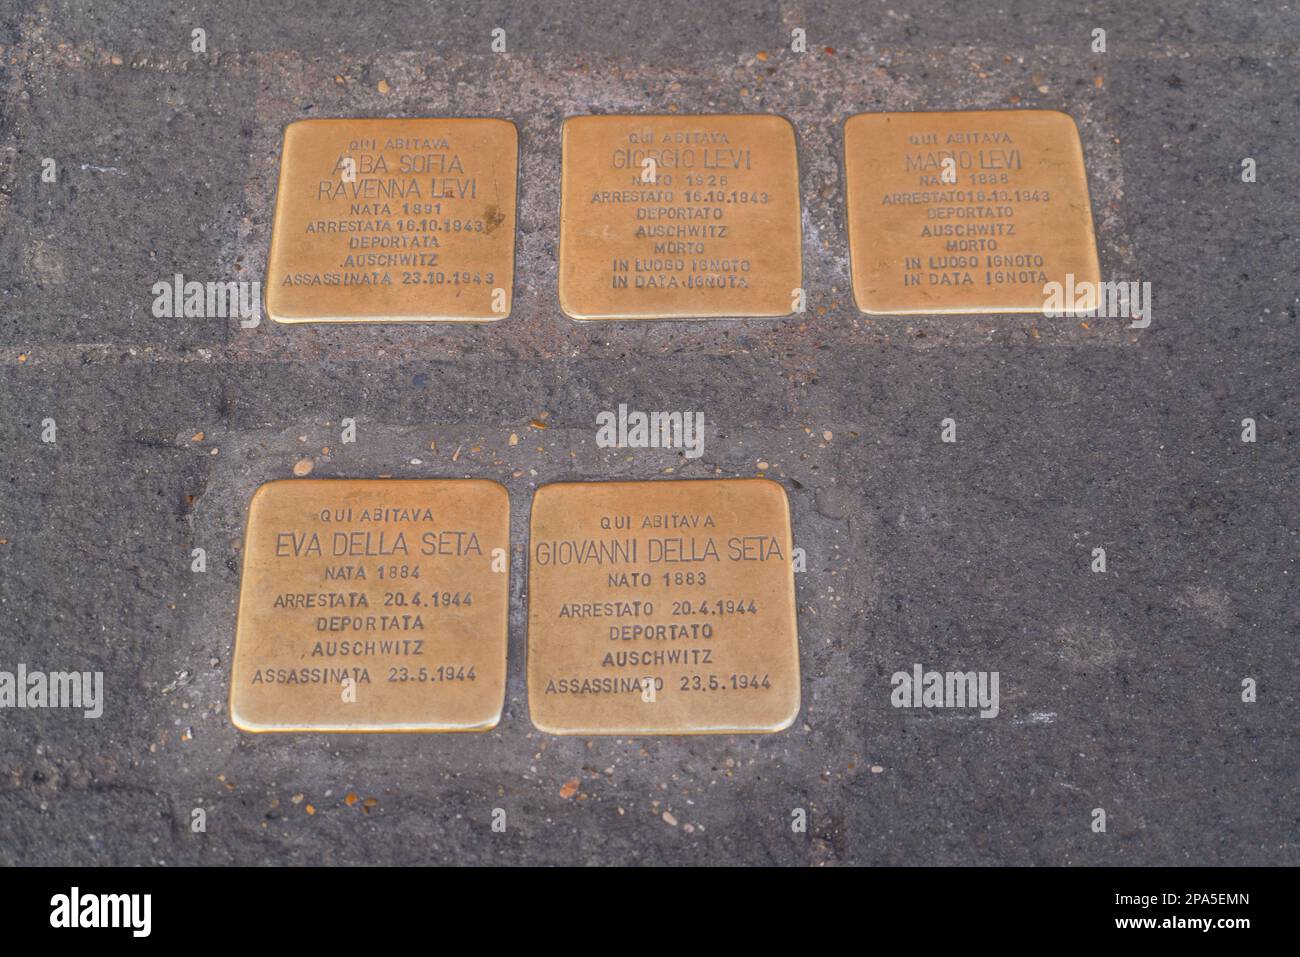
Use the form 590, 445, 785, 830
0, 1, 1295, 864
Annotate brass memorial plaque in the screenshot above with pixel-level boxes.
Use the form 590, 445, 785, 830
527, 480, 800, 734
230, 479, 510, 732
843, 109, 1100, 314
558, 114, 802, 320
265, 118, 518, 323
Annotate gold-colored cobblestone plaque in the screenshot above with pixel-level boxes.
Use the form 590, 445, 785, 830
230, 479, 509, 732
843, 109, 1100, 314
559, 114, 802, 320
527, 479, 800, 734
265, 118, 517, 323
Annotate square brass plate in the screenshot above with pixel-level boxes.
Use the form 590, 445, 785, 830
527, 479, 800, 734
265, 117, 517, 323
558, 114, 802, 320
230, 479, 510, 732
843, 109, 1100, 315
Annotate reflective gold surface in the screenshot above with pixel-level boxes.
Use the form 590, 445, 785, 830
527, 479, 800, 734
843, 109, 1100, 314
265, 118, 517, 323
558, 114, 802, 320
230, 479, 509, 732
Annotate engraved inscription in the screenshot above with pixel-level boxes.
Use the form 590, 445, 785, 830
559, 115, 802, 319
265, 118, 517, 323
844, 110, 1100, 314
527, 480, 800, 734
230, 480, 509, 732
